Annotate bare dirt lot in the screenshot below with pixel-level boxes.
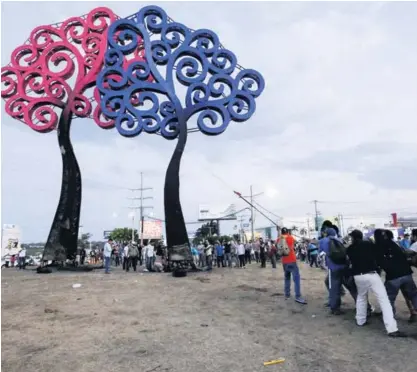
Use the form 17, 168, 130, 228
1, 263, 416, 372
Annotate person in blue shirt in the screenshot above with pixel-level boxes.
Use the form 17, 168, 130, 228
215, 241, 225, 268
319, 228, 347, 315
400, 234, 411, 250
308, 239, 319, 268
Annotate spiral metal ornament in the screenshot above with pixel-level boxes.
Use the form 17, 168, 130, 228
95, 5, 264, 139
1, 7, 117, 132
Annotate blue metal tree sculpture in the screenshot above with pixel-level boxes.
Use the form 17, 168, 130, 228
96, 5, 264, 268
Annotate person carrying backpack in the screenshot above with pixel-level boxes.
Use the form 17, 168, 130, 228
319, 227, 347, 315
279, 227, 307, 304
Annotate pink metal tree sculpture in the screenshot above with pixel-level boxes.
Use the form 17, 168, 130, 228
1, 7, 117, 262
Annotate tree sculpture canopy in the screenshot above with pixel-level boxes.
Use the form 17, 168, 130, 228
95, 5, 265, 138
1, 7, 117, 133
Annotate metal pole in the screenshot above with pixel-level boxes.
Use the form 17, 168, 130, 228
313, 200, 319, 230
140, 172, 144, 247
131, 214, 135, 242
250, 185, 254, 241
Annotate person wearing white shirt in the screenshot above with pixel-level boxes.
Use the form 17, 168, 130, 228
145, 243, 155, 271
103, 238, 113, 274
123, 244, 129, 270
237, 242, 246, 268
18, 248, 26, 270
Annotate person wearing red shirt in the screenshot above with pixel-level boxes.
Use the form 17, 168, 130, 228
280, 227, 307, 304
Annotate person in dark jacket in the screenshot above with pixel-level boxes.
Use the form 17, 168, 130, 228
375, 229, 417, 323
347, 230, 405, 337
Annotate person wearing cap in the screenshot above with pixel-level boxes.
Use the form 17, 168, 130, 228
347, 230, 405, 337
103, 238, 113, 274
280, 227, 307, 304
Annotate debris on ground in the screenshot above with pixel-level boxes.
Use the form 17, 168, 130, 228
263, 358, 285, 366
72, 283, 82, 289
44, 307, 58, 314
195, 277, 210, 283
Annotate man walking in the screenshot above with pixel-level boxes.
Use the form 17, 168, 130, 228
347, 230, 405, 337
127, 244, 139, 272
103, 238, 113, 274
280, 228, 307, 304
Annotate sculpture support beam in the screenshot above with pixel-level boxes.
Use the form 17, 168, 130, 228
163, 115, 194, 267
43, 106, 82, 262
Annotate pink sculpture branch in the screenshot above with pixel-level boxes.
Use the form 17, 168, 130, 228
1, 7, 118, 263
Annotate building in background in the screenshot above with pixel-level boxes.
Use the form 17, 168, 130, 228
2, 224, 21, 258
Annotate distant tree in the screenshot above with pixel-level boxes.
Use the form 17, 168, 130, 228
300, 227, 307, 236
109, 228, 138, 243
195, 221, 219, 239
291, 225, 299, 233
77, 233, 92, 249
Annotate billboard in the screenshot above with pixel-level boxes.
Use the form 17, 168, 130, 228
103, 230, 113, 239
198, 204, 237, 221
2, 224, 21, 257
141, 220, 163, 240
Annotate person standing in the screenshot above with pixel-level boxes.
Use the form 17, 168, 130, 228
347, 230, 405, 337
145, 242, 155, 271
103, 238, 113, 274
308, 239, 319, 268
224, 241, 232, 268
280, 228, 307, 304
319, 228, 347, 315
259, 238, 266, 268
215, 241, 225, 268
269, 241, 277, 269
204, 242, 213, 270
123, 243, 129, 270
197, 243, 205, 267
80, 247, 86, 266
245, 242, 251, 264
18, 247, 26, 269
237, 241, 246, 268
127, 244, 139, 272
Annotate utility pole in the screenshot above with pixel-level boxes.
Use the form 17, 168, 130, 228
127, 173, 153, 246
306, 217, 311, 238
312, 200, 319, 231
250, 185, 254, 242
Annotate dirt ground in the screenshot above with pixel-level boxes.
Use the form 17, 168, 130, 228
1, 262, 416, 372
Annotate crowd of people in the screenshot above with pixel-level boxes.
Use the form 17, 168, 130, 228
315, 222, 417, 337
191, 222, 417, 338
100, 239, 166, 274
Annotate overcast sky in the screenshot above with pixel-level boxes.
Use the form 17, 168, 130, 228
2, 1, 417, 242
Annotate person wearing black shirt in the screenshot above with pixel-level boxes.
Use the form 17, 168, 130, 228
375, 229, 417, 323
347, 230, 405, 337
224, 241, 232, 268
259, 238, 266, 268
